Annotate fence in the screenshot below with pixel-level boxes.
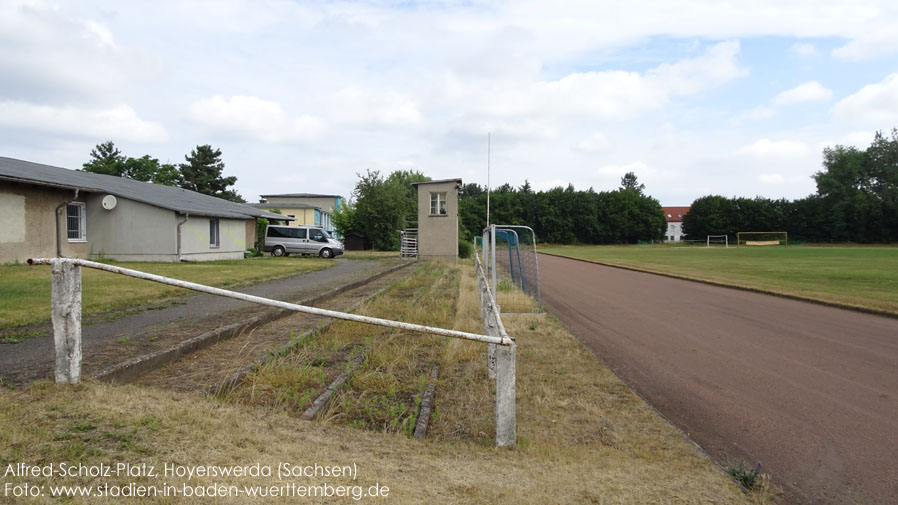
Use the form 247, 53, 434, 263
29, 257, 516, 447
400, 228, 418, 258
480, 225, 542, 314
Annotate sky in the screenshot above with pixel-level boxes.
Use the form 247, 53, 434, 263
2, 0, 898, 206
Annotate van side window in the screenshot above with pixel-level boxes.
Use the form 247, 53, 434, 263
310, 229, 325, 242
289, 228, 307, 239
267, 227, 286, 238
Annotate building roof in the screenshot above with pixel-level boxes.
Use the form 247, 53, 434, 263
260, 193, 341, 199
661, 206, 690, 223
250, 202, 319, 210
0, 156, 291, 221
410, 178, 463, 187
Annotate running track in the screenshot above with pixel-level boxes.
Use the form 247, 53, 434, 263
538, 253, 898, 505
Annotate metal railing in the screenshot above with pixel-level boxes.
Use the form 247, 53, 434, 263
29, 257, 516, 447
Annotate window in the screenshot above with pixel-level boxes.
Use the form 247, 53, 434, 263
667, 213, 672, 218
310, 228, 327, 242
430, 192, 447, 215
66, 202, 86, 242
209, 219, 220, 248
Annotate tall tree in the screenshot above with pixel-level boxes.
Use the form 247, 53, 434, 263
120, 155, 180, 186
620, 171, 645, 195
82, 141, 125, 176
178, 145, 244, 202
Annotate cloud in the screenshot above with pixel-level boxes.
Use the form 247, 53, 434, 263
758, 173, 785, 184
0, 101, 169, 143
773, 81, 832, 106
327, 88, 424, 127
0, 1, 157, 105
188, 95, 327, 142
596, 161, 648, 177
832, 73, 898, 124
737, 139, 809, 158
730, 106, 776, 123
573, 132, 611, 153
832, 25, 898, 61
790, 42, 818, 58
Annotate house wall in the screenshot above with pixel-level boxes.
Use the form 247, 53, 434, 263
277, 207, 316, 226
179, 216, 246, 261
416, 181, 458, 261
246, 220, 257, 249
85, 194, 179, 261
0, 182, 89, 263
665, 222, 684, 242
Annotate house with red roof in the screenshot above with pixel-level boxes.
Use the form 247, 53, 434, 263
661, 206, 689, 242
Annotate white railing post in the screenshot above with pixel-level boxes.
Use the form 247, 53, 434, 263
50, 259, 82, 384
495, 338, 516, 448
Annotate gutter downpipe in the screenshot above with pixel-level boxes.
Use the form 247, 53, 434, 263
177, 212, 190, 262
54, 189, 80, 258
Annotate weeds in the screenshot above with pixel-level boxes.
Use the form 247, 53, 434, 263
726, 454, 762, 490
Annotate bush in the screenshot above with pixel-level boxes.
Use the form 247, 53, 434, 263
458, 240, 473, 259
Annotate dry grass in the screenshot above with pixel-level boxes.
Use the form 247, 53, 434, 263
0, 260, 769, 504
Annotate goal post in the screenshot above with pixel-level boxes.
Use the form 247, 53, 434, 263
706, 235, 728, 248
736, 231, 788, 247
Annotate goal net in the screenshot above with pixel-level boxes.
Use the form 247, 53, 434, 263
737, 232, 788, 246
706, 235, 729, 247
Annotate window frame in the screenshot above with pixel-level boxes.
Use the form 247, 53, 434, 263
66, 202, 87, 242
430, 192, 448, 216
209, 219, 220, 248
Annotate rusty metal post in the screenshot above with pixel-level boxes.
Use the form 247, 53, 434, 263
50, 258, 82, 384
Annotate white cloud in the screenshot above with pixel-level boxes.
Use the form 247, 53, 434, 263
0, 101, 169, 143
730, 106, 777, 123
790, 42, 818, 58
832, 25, 898, 61
596, 161, 648, 177
832, 73, 898, 124
573, 132, 611, 153
737, 139, 809, 158
188, 95, 326, 143
759, 173, 785, 184
327, 89, 424, 127
840, 131, 875, 148
773, 81, 832, 106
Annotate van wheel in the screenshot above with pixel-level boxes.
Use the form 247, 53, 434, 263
319, 248, 333, 259
272, 246, 285, 257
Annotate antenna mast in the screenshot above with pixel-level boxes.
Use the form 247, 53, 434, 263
487, 132, 491, 228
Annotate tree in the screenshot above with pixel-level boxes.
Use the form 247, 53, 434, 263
620, 171, 645, 195
121, 155, 180, 186
82, 141, 125, 176
178, 145, 244, 202
82, 141, 179, 186
332, 199, 358, 239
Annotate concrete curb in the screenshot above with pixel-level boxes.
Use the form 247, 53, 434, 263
413, 364, 440, 440
539, 252, 898, 320
300, 348, 367, 421
93, 260, 415, 384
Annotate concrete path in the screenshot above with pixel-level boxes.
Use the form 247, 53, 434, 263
0, 258, 401, 385
539, 253, 898, 505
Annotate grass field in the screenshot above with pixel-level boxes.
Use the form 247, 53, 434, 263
0, 256, 333, 338
540, 244, 898, 315
0, 261, 771, 504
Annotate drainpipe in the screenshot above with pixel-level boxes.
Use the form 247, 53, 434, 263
177, 212, 190, 262
55, 189, 80, 257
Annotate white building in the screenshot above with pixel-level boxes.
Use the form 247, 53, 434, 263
661, 206, 689, 242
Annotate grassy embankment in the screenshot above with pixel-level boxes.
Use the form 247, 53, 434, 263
0, 261, 773, 504
0, 257, 334, 341
540, 244, 898, 316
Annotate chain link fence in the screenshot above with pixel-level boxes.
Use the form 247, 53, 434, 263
478, 225, 542, 314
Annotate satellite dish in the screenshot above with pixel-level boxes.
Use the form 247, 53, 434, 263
101, 195, 118, 210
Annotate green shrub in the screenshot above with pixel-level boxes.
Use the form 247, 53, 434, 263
458, 240, 473, 259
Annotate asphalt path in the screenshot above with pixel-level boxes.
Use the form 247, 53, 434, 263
538, 253, 898, 505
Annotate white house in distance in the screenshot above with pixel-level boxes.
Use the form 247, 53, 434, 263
661, 206, 690, 242
0, 157, 290, 263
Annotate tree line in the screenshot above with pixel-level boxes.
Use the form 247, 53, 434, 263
81, 141, 244, 202
684, 128, 898, 243
336, 169, 667, 249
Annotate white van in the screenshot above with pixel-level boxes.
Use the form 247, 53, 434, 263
263, 225, 344, 258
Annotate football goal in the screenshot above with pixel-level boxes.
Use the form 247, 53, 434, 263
706, 235, 728, 247
736, 231, 788, 247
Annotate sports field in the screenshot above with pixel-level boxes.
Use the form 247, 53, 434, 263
539, 244, 898, 316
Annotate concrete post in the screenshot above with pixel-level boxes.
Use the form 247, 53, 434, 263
50, 259, 82, 384
490, 225, 497, 299
495, 338, 516, 447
